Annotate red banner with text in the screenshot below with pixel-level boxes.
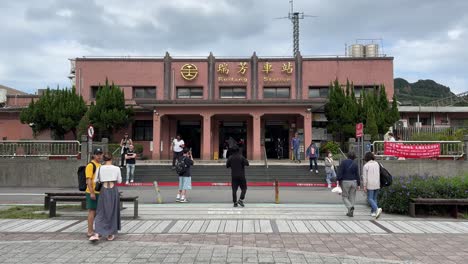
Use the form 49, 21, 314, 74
384, 142, 440, 159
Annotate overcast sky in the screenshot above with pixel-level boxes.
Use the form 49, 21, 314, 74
1, 0, 467, 94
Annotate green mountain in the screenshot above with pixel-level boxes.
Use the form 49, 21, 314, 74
394, 78, 455, 105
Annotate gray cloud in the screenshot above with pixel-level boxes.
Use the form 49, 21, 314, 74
0, 0, 467, 94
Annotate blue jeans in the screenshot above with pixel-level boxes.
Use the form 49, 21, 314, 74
367, 189, 379, 213
326, 170, 336, 184
293, 148, 300, 161
126, 164, 135, 182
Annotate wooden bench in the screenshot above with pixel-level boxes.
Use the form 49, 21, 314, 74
409, 198, 468, 218
44, 192, 86, 210
49, 196, 139, 219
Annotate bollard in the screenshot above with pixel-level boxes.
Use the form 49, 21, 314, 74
275, 179, 279, 204
153, 181, 163, 204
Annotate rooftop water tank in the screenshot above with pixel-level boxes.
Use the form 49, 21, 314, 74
349, 44, 365, 57
365, 44, 379, 57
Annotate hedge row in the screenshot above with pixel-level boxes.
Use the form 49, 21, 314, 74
378, 174, 468, 215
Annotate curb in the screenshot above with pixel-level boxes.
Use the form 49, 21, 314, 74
117, 182, 337, 187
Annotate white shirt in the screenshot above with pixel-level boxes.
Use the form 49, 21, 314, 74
173, 139, 185, 152
363, 160, 380, 190
94, 165, 122, 183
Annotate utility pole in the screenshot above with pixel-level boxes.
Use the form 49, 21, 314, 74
276, 0, 316, 57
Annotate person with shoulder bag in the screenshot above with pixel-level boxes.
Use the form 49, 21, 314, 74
324, 151, 337, 189
363, 152, 383, 219
89, 152, 122, 242
336, 151, 360, 217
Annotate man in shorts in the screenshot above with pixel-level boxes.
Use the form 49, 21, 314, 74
86, 148, 103, 237
176, 148, 193, 203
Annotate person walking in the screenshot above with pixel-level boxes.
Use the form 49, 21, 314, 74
324, 151, 337, 189
120, 133, 133, 168
125, 144, 137, 184
363, 152, 383, 219
172, 134, 185, 170
85, 148, 103, 237
276, 138, 283, 159
291, 132, 301, 163
226, 146, 250, 207
176, 148, 193, 203
337, 151, 360, 217
89, 152, 122, 241
306, 142, 319, 173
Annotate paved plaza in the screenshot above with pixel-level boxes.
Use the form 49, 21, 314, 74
1, 202, 468, 264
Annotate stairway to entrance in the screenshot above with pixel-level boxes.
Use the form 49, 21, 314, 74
126, 162, 327, 184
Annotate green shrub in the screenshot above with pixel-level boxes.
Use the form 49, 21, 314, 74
320, 141, 341, 155
378, 174, 468, 215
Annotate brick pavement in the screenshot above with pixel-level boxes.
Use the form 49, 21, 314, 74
0, 232, 467, 263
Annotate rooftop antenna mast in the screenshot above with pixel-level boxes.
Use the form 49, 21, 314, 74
276, 0, 317, 57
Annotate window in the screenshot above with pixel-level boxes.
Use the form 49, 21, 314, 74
308, 86, 329, 98
133, 120, 153, 141
90, 86, 100, 99
263, 87, 290, 99
133, 86, 156, 99
177, 87, 203, 99
354, 85, 377, 97
220, 87, 246, 99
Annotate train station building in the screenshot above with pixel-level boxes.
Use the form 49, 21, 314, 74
72, 52, 394, 160
1, 52, 394, 160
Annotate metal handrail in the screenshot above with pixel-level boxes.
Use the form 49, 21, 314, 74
372, 140, 464, 159
0, 140, 81, 158
263, 145, 269, 169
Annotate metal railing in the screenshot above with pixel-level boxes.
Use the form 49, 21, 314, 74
372, 141, 464, 159
0, 140, 81, 158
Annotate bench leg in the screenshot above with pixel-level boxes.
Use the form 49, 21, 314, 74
44, 196, 50, 210
452, 205, 458, 218
134, 199, 138, 219
49, 200, 57, 218
409, 203, 416, 217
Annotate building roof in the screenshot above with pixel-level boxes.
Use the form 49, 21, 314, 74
0, 84, 28, 95
398, 106, 468, 113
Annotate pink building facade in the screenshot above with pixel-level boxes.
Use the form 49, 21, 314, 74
73, 53, 394, 160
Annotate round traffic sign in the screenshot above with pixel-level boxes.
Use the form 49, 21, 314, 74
87, 125, 95, 139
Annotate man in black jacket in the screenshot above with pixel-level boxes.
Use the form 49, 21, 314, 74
226, 146, 249, 207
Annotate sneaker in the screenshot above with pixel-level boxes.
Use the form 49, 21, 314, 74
179, 198, 188, 203
371, 213, 377, 217
125, 181, 129, 185
327, 184, 331, 189
346, 212, 353, 217
130, 180, 134, 183
238, 200, 245, 207
233, 203, 238, 207
310, 169, 313, 172
375, 208, 383, 219
346, 207, 354, 217
315, 170, 319, 174
176, 198, 180, 202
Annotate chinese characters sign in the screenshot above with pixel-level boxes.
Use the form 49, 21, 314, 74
384, 142, 440, 159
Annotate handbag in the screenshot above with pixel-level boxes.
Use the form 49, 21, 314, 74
94, 168, 103, 192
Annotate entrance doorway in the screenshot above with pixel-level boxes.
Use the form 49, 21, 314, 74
219, 121, 247, 158
264, 122, 290, 159
177, 121, 201, 159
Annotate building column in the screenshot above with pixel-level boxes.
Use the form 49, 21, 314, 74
152, 112, 162, 160
202, 113, 212, 160
252, 113, 262, 160
302, 112, 312, 161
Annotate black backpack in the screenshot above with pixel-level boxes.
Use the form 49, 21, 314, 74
175, 157, 188, 176
77, 162, 96, 191
378, 162, 393, 188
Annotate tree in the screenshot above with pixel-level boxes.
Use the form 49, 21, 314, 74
365, 105, 379, 141
20, 87, 87, 139
390, 93, 400, 126
88, 79, 133, 140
